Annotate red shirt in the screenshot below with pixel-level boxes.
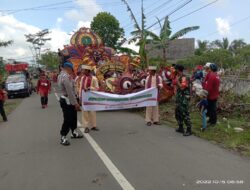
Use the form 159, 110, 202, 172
204, 72, 220, 100
0, 89, 5, 100
37, 79, 51, 92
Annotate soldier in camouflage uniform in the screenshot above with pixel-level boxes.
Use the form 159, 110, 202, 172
174, 65, 192, 136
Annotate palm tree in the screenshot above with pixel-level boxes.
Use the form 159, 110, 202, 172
211, 38, 229, 49
210, 38, 247, 56
149, 16, 199, 63
121, 0, 157, 68
195, 40, 209, 55
229, 39, 247, 53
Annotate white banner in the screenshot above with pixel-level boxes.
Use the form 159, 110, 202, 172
82, 88, 158, 111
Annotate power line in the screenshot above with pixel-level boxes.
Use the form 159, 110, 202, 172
150, 0, 218, 32
146, 0, 192, 30
123, 0, 187, 30
171, 0, 218, 23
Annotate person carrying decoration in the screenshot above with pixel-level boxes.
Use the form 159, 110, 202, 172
79, 65, 99, 133
37, 73, 51, 109
145, 66, 163, 126
175, 64, 192, 136
58, 62, 83, 146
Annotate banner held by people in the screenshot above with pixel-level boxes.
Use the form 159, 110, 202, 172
82, 88, 158, 111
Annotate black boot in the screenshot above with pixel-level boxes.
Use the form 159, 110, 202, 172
183, 127, 192, 136
176, 126, 184, 133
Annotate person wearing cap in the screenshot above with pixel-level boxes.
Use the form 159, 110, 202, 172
202, 62, 212, 87
37, 73, 51, 109
175, 64, 192, 136
203, 63, 220, 126
79, 65, 99, 133
145, 66, 163, 126
58, 61, 83, 146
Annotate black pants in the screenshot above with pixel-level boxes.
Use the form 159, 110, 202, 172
0, 100, 7, 121
60, 98, 77, 136
207, 99, 217, 125
41, 96, 48, 106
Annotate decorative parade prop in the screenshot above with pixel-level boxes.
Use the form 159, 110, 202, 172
58, 27, 175, 102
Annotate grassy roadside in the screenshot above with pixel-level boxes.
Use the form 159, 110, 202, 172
0, 98, 23, 122
159, 101, 250, 156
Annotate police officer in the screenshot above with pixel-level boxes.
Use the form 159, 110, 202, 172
58, 62, 83, 146
174, 65, 192, 136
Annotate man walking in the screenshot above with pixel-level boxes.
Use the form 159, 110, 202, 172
145, 66, 163, 126
79, 65, 99, 133
58, 62, 83, 146
175, 65, 192, 136
203, 63, 220, 126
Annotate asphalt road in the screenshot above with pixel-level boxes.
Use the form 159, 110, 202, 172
0, 90, 250, 190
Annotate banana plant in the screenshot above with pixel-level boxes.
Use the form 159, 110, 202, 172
149, 16, 199, 64
121, 0, 157, 68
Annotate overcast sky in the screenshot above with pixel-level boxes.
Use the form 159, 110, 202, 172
0, 0, 249, 62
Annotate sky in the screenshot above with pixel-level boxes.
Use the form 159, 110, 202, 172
0, 0, 249, 63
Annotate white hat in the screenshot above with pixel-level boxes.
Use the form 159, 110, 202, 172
204, 62, 211, 68
148, 66, 157, 70
81, 64, 92, 70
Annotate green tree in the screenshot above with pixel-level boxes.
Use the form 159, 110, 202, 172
0, 40, 13, 47
149, 16, 199, 63
38, 51, 59, 70
121, 0, 157, 67
91, 12, 124, 48
211, 38, 229, 49
195, 40, 209, 56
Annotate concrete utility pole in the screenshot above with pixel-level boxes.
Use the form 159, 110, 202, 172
25, 29, 51, 68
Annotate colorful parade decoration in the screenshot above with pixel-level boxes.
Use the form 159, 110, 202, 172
58, 27, 175, 102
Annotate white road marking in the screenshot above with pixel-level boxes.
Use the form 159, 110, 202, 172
54, 92, 134, 190
78, 120, 135, 190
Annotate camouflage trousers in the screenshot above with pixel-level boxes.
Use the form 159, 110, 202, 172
175, 103, 192, 129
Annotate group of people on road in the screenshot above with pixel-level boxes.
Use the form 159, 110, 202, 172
55, 60, 220, 146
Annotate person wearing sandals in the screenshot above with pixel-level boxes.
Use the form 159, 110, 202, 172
79, 65, 99, 133
145, 66, 163, 126
58, 62, 83, 146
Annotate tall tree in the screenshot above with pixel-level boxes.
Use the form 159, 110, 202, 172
37, 51, 59, 70
149, 16, 199, 63
195, 40, 209, 55
229, 39, 247, 53
91, 12, 124, 48
0, 40, 13, 47
211, 38, 229, 49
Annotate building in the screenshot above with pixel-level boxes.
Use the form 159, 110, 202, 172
146, 38, 195, 61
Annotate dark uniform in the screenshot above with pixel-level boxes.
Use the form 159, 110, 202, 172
175, 68, 192, 136
58, 63, 83, 146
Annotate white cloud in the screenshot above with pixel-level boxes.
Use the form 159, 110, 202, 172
65, 0, 102, 22
77, 21, 91, 29
0, 15, 70, 62
122, 41, 139, 53
215, 17, 231, 36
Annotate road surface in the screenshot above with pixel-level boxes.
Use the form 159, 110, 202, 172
0, 89, 249, 190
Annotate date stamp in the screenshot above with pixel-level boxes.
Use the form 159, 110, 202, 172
196, 179, 244, 185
